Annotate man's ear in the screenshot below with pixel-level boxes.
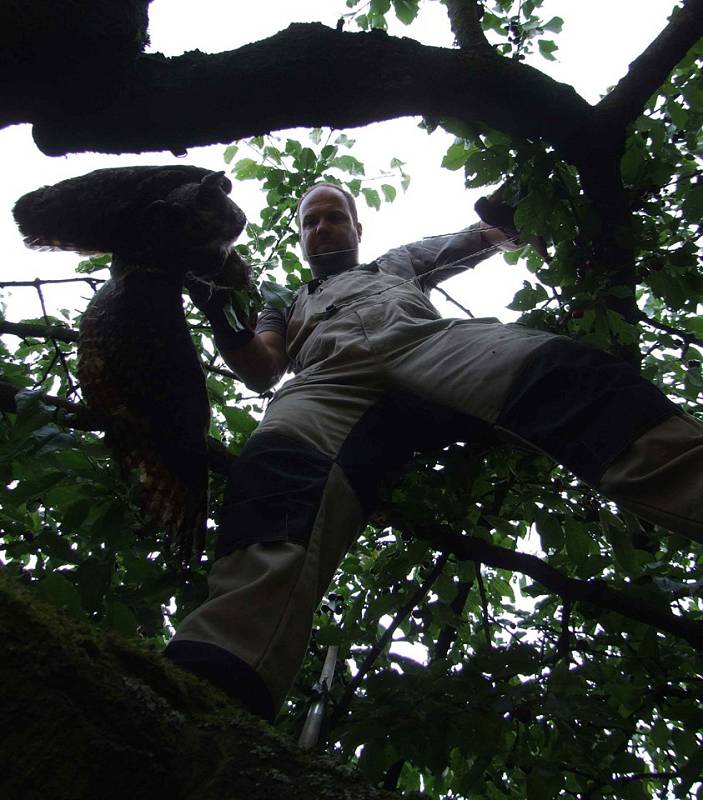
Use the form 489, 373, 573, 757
356, 221, 363, 241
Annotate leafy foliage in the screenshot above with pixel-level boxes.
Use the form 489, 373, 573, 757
1, 3, 703, 800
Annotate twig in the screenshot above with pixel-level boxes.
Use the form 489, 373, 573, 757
611, 770, 679, 786
475, 561, 492, 648
434, 285, 475, 318
34, 352, 59, 389
557, 599, 572, 662
0, 276, 105, 288
33, 280, 76, 396
329, 552, 450, 728
434, 579, 473, 660
639, 313, 703, 352
206, 364, 240, 381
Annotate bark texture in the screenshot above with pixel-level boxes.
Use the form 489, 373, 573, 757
0, 568, 396, 800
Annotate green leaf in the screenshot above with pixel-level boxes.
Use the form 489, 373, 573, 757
542, 16, 564, 33
537, 512, 564, 552
76, 557, 113, 612
223, 144, 238, 164
381, 184, 397, 203
39, 572, 84, 618
31, 424, 75, 456
565, 520, 591, 567
296, 147, 317, 171
683, 184, 703, 218
331, 155, 365, 176
232, 158, 259, 180
441, 142, 469, 171
222, 406, 258, 438
392, 0, 419, 24
260, 280, 296, 309
538, 39, 558, 60
103, 601, 139, 637
361, 187, 381, 210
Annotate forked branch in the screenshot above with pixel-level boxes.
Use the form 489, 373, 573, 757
596, 0, 703, 131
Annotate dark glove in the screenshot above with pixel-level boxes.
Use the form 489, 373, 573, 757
185, 251, 256, 351
475, 182, 549, 259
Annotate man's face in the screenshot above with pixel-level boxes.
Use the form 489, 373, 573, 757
298, 186, 362, 277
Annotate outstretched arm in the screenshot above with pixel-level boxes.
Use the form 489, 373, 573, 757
378, 220, 518, 289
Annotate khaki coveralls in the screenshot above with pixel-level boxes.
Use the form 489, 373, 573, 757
166, 226, 703, 719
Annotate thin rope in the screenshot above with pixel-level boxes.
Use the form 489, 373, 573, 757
186, 226, 519, 312
310, 232, 520, 317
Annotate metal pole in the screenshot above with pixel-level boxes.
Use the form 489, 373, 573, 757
298, 645, 339, 750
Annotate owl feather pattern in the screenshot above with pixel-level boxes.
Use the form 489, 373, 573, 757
14, 166, 248, 564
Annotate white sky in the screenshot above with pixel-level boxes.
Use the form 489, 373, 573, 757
0, 0, 674, 325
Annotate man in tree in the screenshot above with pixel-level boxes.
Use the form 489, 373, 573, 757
165, 183, 703, 721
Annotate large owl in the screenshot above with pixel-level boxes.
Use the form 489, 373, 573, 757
13, 165, 248, 564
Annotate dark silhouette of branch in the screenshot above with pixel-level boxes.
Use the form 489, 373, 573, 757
475, 561, 492, 648
382, 760, 406, 792
434, 579, 474, 660
434, 285, 475, 318
329, 553, 450, 728
419, 525, 703, 652
611, 770, 679, 786
639, 313, 703, 350
22, 24, 592, 159
596, 0, 703, 131
445, 0, 491, 51
33, 280, 76, 396
0, 380, 235, 474
0, 277, 105, 288
0, 319, 79, 342
557, 599, 572, 662
0, 319, 242, 383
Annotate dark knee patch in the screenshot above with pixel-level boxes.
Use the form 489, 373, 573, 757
217, 432, 332, 557
496, 337, 678, 484
338, 393, 492, 513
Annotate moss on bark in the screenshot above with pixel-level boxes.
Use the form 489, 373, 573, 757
0, 568, 395, 800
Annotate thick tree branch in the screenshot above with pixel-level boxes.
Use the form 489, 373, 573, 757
419, 525, 703, 652
0, 379, 235, 474
17, 24, 591, 160
445, 0, 491, 51
596, 0, 703, 130
0, 570, 396, 800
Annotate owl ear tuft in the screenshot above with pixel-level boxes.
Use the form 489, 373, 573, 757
199, 170, 231, 197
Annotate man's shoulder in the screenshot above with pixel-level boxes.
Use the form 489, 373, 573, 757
255, 305, 287, 337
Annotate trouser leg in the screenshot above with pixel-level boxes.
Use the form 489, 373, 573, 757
167, 446, 365, 717
599, 413, 703, 542
382, 320, 701, 541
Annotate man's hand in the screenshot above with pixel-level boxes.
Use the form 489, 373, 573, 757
185, 253, 288, 393
475, 185, 549, 261
185, 250, 258, 359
